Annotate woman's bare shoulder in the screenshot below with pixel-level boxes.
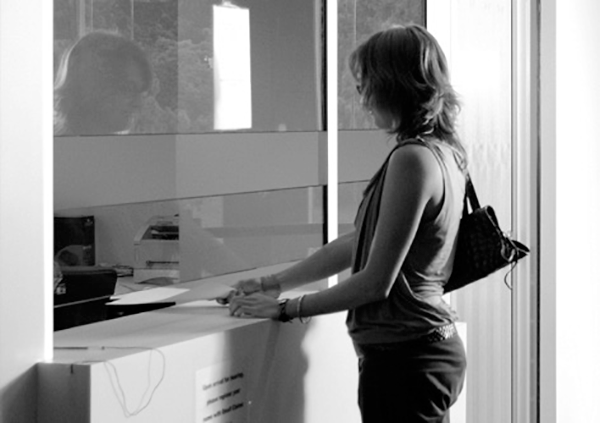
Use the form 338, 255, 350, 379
388, 143, 441, 180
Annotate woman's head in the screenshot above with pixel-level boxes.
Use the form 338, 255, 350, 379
54, 31, 152, 135
350, 24, 463, 148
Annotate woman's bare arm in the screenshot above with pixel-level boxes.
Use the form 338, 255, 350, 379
273, 230, 355, 291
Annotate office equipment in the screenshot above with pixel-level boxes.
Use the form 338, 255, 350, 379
54, 215, 95, 266
54, 266, 117, 330
133, 215, 180, 283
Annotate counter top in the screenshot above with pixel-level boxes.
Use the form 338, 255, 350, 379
52, 262, 303, 363
40, 263, 363, 423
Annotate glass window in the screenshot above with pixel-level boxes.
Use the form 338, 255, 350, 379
55, 187, 324, 286
338, 181, 366, 235
54, 0, 321, 135
53, 0, 325, 330
433, 2, 514, 421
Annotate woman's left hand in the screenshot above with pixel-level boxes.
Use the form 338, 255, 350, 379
229, 292, 280, 319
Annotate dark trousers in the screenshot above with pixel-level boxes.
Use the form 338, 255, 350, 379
357, 335, 466, 423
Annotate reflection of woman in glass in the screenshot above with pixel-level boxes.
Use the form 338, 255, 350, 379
54, 31, 152, 136
229, 24, 467, 422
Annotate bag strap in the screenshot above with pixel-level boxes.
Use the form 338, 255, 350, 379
463, 173, 481, 214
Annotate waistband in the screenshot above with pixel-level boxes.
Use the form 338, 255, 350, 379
354, 323, 458, 356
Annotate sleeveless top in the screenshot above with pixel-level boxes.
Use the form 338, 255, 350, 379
346, 138, 466, 346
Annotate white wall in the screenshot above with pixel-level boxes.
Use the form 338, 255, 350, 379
0, 1, 52, 422
552, 0, 600, 421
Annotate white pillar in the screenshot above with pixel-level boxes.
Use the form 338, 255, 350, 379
0, 0, 53, 421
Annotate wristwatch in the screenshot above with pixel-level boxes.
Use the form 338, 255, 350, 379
277, 299, 293, 322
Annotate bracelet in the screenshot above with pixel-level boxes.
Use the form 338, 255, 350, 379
297, 295, 311, 324
277, 299, 293, 322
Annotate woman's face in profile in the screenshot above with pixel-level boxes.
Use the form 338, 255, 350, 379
94, 61, 146, 134
369, 104, 395, 130
72, 58, 146, 135
357, 82, 396, 131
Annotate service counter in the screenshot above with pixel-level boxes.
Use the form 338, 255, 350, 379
38, 265, 362, 423
38, 264, 465, 423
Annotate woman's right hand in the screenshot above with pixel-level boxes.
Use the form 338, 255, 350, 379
216, 275, 281, 305
236, 278, 263, 295
239, 275, 281, 298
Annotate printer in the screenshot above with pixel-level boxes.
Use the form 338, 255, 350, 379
133, 215, 180, 283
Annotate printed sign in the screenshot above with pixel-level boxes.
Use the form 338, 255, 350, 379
196, 362, 247, 423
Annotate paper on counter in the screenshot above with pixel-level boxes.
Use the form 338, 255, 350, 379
109, 280, 234, 305
167, 280, 235, 303
110, 287, 188, 305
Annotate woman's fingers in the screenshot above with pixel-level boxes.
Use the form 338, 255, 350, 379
239, 278, 262, 295
229, 294, 279, 319
229, 294, 255, 317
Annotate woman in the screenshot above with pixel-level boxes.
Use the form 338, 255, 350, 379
229, 24, 467, 423
54, 31, 152, 136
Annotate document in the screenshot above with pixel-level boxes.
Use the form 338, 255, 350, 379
110, 280, 234, 305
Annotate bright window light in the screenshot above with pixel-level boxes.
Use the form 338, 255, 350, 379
213, 3, 252, 130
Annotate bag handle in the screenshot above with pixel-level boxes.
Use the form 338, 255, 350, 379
463, 173, 481, 214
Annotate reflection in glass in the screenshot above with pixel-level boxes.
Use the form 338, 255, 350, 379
54, 31, 153, 135
54, 0, 321, 135
213, 3, 251, 130
338, 181, 367, 235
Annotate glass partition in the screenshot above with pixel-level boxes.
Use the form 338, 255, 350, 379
338, 181, 366, 235
53, 0, 325, 330
54, 0, 321, 135
54, 187, 324, 294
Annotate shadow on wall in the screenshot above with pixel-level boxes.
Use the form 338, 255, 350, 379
144, 303, 310, 423
225, 320, 309, 423
0, 366, 37, 423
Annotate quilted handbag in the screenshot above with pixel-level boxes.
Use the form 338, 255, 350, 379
444, 175, 529, 293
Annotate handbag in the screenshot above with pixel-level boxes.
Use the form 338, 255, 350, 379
444, 174, 529, 293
